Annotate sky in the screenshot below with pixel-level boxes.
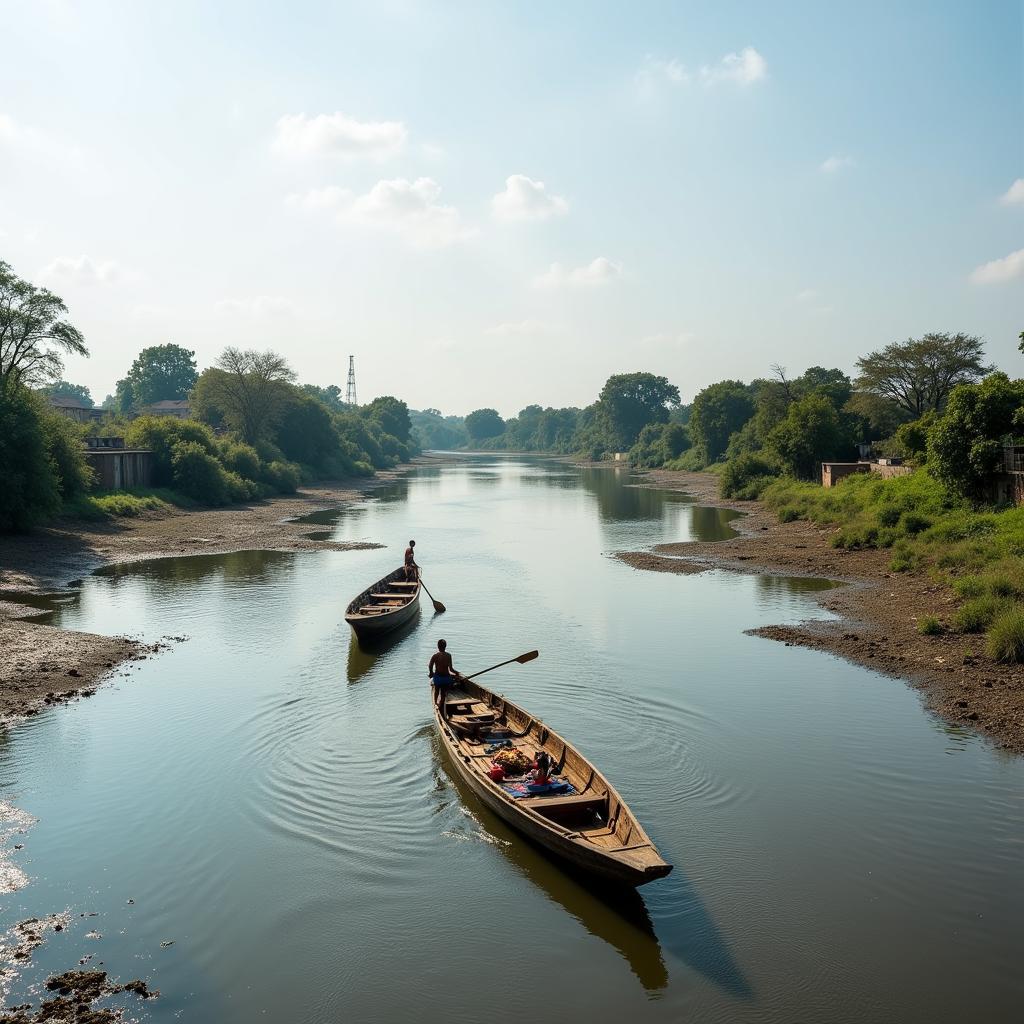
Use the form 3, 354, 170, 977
1, 0, 1021, 416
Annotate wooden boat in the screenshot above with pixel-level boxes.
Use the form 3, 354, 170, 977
344, 568, 420, 638
434, 677, 672, 887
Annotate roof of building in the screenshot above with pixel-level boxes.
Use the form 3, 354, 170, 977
147, 399, 190, 410
48, 394, 93, 409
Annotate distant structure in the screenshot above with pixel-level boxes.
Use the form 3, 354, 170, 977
345, 355, 358, 406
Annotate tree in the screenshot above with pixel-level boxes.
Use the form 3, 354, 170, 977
301, 384, 345, 412
595, 372, 680, 450
0, 260, 87, 393
928, 373, 1024, 499
115, 343, 198, 411
689, 380, 755, 463
465, 408, 505, 442
202, 348, 296, 443
42, 379, 94, 406
855, 333, 992, 417
766, 393, 855, 479
363, 395, 412, 444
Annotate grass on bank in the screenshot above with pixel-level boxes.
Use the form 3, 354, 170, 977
63, 487, 195, 520
757, 469, 1024, 661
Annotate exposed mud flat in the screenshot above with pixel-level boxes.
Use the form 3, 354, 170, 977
616, 468, 1024, 755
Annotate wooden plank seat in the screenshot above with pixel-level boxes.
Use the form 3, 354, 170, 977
390, 581, 418, 587
449, 712, 497, 724
369, 592, 409, 600
359, 604, 408, 613
524, 794, 608, 814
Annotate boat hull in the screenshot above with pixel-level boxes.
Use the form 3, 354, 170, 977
344, 569, 421, 638
434, 686, 671, 887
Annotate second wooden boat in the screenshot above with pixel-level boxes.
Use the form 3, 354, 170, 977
344, 568, 420, 638
434, 676, 672, 887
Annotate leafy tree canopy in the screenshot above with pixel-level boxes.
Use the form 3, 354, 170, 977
115, 343, 198, 411
0, 260, 87, 393
42, 379, 94, 406
596, 372, 680, 450
855, 333, 992, 417
689, 380, 755, 463
927, 373, 1024, 499
363, 395, 412, 444
766, 393, 856, 480
202, 347, 296, 444
465, 407, 505, 442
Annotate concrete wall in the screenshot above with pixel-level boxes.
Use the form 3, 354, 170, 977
85, 449, 153, 490
821, 463, 869, 487
869, 463, 913, 480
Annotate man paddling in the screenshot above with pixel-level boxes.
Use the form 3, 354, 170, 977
404, 539, 418, 581
428, 638, 460, 719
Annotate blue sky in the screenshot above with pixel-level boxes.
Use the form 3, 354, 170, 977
1, 0, 1020, 414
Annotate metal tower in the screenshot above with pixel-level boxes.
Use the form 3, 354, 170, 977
345, 355, 357, 406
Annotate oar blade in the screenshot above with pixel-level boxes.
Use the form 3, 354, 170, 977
515, 650, 539, 664
432, 599, 446, 613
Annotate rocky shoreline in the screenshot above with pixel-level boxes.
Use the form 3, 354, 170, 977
617, 469, 1024, 756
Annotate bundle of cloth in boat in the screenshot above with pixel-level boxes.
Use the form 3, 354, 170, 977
502, 779, 576, 799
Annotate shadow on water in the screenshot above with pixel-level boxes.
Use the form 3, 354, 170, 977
432, 735, 752, 1000
345, 611, 422, 684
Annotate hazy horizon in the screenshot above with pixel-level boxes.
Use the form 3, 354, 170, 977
1, 0, 1020, 417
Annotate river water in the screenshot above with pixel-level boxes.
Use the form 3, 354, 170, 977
2, 457, 1022, 1022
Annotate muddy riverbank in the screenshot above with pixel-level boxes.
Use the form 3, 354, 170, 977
0, 463, 436, 723
617, 469, 1024, 755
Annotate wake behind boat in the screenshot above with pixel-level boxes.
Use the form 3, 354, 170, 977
434, 672, 672, 887
344, 568, 421, 638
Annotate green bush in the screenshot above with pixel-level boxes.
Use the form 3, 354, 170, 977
954, 595, 1013, 633
952, 575, 986, 599
125, 416, 218, 485
171, 441, 230, 504
719, 452, 784, 500
0, 388, 64, 531
986, 607, 1024, 663
218, 439, 262, 481
263, 459, 300, 494
890, 540, 922, 572
917, 615, 944, 635
41, 410, 94, 498
901, 511, 932, 535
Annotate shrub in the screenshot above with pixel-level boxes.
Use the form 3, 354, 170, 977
170, 441, 230, 504
125, 416, 218, 485
952, 575, 986, 599
917, 615, 944, 635
986, 607, 1024, 663
0, 387, 62, 531
218, 439, 262, 481
901, 511, 932, 535
954, 595, 1013, 633
41, 410, 94, 498
890, 540, 922, 572
263, 459, 300, 494
719, 452, 784, 500
878, 505, 901, 527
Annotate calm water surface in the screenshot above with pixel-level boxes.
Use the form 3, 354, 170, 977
2, 458, 1022, 1022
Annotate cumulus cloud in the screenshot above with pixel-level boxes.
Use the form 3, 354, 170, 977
216, 296, 295, 318
969, 248, 1024, 285
1000, 179, 1024, 205
534, 257, 622, 289
820, 155, 853, 174
491, 175, 568, 222
288, 177, 472, 248
40, 255, 128, 286
700, 47, 767, 86
273, 112, 406, 160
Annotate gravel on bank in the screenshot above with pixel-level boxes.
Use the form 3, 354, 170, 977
616, 468, 1024, 755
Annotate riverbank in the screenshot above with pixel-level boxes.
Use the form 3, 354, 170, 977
0, 462, 436, 724
617, 468, 1024, 755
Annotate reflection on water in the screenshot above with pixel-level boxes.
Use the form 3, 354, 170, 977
1, 456, 1023, 1023
346, 612, 422, 684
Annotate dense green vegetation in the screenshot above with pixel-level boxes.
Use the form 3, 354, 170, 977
0, 261, 417, 531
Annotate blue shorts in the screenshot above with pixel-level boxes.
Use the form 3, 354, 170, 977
431, 674, 455, 687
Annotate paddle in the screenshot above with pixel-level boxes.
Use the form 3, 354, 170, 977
418, 577, 446, 614
466, 650, 539, 681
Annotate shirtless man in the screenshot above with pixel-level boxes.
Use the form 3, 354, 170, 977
428, 639, 459, 718
404, 539, 418, 582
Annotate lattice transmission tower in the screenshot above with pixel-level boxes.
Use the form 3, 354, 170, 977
345, 355, 357, 406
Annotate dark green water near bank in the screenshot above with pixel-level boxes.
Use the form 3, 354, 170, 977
2, 458, 1022, 1022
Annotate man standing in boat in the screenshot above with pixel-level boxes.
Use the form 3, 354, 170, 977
428, 639, 459, 719
404, 539, 418, 582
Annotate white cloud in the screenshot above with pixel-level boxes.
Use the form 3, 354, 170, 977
700, 47, 767, 86
215, 296, 295, 318
634, 56, 689, 97
1000, 179, 1024, 205
484, 319, 558, 337
534, 257, 623, 289
820, 155, 853, 174
969, 248, 1024, 285
288, 177, 472, 248
40, 255, 129, 286
0, 112, 84, 164
491, 175, 568, 222
272, 112, 406, 161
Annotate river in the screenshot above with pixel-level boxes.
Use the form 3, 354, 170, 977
2, 457, 1022, 1022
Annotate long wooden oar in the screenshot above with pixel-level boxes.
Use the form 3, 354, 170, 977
466, 650, 539, 681
419, 577, 446, 614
